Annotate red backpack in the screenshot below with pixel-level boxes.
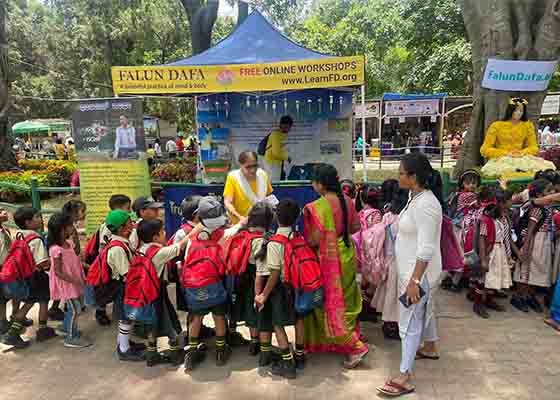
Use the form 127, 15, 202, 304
86, 240, 130, 287
166, 223, 194, 281
124, 245, 161, 308
181, 238, 225, 289
224, 230, 263, 276
0, 233, 41, 283
84, 229, 101, 265
269, 233, 322, 292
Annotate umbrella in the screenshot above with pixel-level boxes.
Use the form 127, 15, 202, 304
11, 120, 51, 136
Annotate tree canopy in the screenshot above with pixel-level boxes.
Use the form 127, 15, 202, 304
5, 0, 499, 126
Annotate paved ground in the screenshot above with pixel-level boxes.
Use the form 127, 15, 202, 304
2, 287, 559, 400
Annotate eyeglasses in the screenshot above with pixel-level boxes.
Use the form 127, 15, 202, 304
244, 164, 258, 170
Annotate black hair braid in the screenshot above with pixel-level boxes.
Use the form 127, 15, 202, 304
255, 231, 273, 261
336, 188, 351, 247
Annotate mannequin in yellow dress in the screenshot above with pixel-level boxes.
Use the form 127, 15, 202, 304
480, 98, 554, 177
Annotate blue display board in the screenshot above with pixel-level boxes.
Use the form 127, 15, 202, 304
163, 183, 319, 238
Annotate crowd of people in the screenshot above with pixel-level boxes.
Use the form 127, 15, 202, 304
2, 150, 560, 396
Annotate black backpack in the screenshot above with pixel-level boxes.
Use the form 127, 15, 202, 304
512, 201, 547, 247
257, 133, 271, 156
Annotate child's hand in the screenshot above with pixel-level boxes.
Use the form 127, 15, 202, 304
254, 294, 267, 310
498, 178, 508, 190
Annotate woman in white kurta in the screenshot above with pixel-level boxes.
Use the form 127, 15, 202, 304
378, 152, 443, 397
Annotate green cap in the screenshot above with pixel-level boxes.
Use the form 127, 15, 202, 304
105, 210, 131, 230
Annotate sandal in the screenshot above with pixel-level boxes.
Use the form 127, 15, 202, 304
377, 379, 416, 397
415, 350, 440, 360
544, 318, 560, 332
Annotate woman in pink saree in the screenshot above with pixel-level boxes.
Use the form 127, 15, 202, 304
303, 164, 369, 368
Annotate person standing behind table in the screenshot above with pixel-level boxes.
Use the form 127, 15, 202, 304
377, 152, 442, 398
53, 137, 66, 160
166, 137, 178, 158
224, 151, 273, 225
154, 138, 163, 157
263, 115, 293, 181
175, 133, 185, 156
114, 115, 137, 160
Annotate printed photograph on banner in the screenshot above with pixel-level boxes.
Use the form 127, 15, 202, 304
72, 98, 147, 162
195, 88, 354, 182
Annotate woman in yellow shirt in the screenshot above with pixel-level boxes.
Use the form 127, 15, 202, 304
224, 151, 273, 225
263, 115, 293, 181
53, 138, 66, 160
480, 98, 554, 177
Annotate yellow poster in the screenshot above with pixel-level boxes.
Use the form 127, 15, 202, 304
80, 160, 151, 233
112, 56, 365, 95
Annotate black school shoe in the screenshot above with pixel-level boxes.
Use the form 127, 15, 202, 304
95, 310, 111, 326
129, 340, 147, 352
216, 345, 232, 366
271, 358, 297, 379
2, 332, 30, 349
184, 346, 206, 371
116, 346, 145, 362
473, 303, 490, 319
145, 351, 172, 367
510, 295, 529, 312
36, 327, 57, 342
527, 296, 544, 313
48, 307, 65, 322
228, 331, 249, 346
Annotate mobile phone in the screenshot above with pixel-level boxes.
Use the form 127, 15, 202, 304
399, 285, 426, 308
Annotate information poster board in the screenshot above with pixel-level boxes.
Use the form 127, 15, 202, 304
196, 89, 354, 182
72, 98, 151, 232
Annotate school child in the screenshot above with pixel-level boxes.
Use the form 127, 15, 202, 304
255, 199, 309, 379
182, 197, 230, 371
474, 190, 516, 318
130, 196, 164, 251
1, 207, 55, 348
47, 212, 91, 348
47, 200, 88, 322
224, 202, 274, 357
0, 207, 29, 335
511, 179, 555, 313
170, 196, 202, 313
94, 195, 132, 326
124, 218, 191, 366
86, 210, 146, 361
372, 179, 408, 340
340, 179, 356, 200
444, 170, 481, 292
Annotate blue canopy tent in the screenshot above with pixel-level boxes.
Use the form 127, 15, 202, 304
112, 10, 367, 235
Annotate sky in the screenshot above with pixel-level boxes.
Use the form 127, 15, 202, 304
218, 1, 237, 18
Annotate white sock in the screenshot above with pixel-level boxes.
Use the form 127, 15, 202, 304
118, 321, 131, 353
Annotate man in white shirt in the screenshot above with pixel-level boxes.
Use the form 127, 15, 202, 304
166, 138, 177, 155
114, 115, 137, 159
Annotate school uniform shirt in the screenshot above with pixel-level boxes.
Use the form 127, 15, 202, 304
0, 225, 12, 265
106, 236, 133, 281
139, 242, 181, 281
17, 229, 49, 267
258, 226, 291, 278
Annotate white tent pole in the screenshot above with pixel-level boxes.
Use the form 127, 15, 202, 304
361, 84, 367, 183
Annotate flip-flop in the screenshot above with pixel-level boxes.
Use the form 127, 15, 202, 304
415, 350, 440, 360
544, 318, 560, 332
377, 380, 416, 397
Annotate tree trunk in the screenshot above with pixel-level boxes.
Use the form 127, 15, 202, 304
238, 1, 249, 26
454, 0, 560, 177
179, 0, 219, 55
0, 0, 16, 170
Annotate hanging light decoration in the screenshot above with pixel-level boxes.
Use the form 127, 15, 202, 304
307, 98, 313, 113
329, 94, 334, 111
318, 97, 323, 114
215, 99, 220, 116
224, 95, 230, 119
264, 98, 269, 112
295, 100, 300, 117
255, 95, 260, 108
272, 99, 277, 115
246, 96, 251, 109
283, 96, 288, 113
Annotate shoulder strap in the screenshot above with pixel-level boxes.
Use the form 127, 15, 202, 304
269, 234, 290, 245
23, 233, 41, 245
107, 240, 132, 260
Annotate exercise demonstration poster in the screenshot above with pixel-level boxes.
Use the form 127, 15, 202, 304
72, 98, 150, 232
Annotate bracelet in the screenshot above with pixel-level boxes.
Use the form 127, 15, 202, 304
411, 278, 421, 286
